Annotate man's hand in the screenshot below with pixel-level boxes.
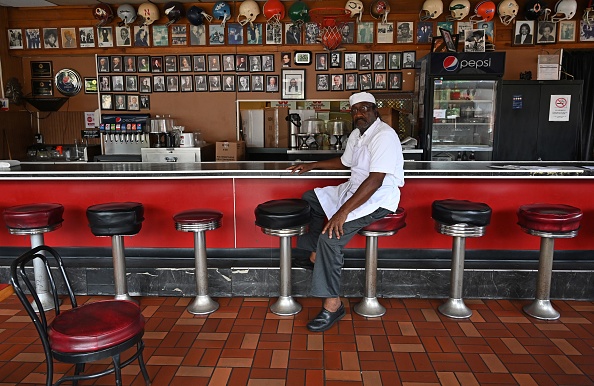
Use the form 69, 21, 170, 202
287, 163, 316, 175
322, 209, 348, 239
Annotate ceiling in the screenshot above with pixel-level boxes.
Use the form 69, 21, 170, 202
0, 0, 296, 6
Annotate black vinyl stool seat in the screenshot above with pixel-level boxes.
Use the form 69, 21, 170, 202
517, 203, 583, 320
354, 208, 407, 318
174, 209, 223, 315
432, 199, 492, 319
87, 202, 144, 302
255, 199, 310, 316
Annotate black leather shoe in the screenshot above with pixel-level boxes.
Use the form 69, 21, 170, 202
293, 256, 314, 270
307, 303, 345, 332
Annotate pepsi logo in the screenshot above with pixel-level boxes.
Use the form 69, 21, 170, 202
115, 117, 121, 122
443, 56, 459, 71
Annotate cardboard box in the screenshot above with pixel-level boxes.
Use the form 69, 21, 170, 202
216, 141, 245, 161
264, 107, 289, 148
378, 107, 401, 133
240, 109, 264, 147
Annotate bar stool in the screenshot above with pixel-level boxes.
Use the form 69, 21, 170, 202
174, 209, 222, 315
3, 203, 64, 311
517, 203, 582, 320
86, 202, 144, 302
354, 208, 407, 318
432, 199, 492, 319
255, 199, 310, 316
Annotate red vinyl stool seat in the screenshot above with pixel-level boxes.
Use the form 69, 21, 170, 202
517, 203, 583, 321
174, 209, 223, 315
355, 208, 407, 318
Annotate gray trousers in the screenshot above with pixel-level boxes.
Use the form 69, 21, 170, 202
297, 190, 392, 298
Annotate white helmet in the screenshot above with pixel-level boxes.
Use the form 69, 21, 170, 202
551, 0, 577, 21
447, 0, 471, 20
117, 4, 137, 26
420, 0, 444, 20
237, 0, 260, 27
137, 2, 160, 26
498, 0, 519, 25
345, 0, 364, 23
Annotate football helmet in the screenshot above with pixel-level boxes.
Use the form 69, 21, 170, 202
448, 0, 471, 20
213, 1, 232, 27
524, 0, 548, 20
345, 0, 364, 23
237, 0, 260, 27
117, 4, 137, 26
585, 0, 594, 25
498, 0, 519, 25
137, 2, 159, 26
289, 1, 310, 24
370, 0, 391, 23
164, 2, 185, 26
187, 6, 213, 25
470, 0, 496, 22
420, 0, 444, 20
93, 4, 114, 27
263, 0, 286, 23
551, 0, 577, 21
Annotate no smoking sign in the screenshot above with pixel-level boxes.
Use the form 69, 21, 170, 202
549, 95, 571, 122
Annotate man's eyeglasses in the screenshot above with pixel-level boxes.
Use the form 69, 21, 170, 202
351, 105, 373, 115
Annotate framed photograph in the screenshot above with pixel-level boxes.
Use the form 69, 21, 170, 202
342, 22, 355, 43
228, 23, 243, 44
397, 22, 414, 43
252, 75, 264, 91
43, 28, 59, 48
140, 76, 152, 93
209, 25, 225, 45
377, 22, 394, 44
125, 75, 138, 92
359, 53, 372, 70
222, 54, 235, 71
305, 22, 320, 44
416, 22, 434, 44
180, 75, 193, 92
236, 55, 248, 72
285, 23, 302, 44
151, 56, 163, 73
514, 21, 535, 45
457, 21, 473, 39
437, 22, 454, 35
111, 75, 124, 91
189, 24, 206, 46
558, 20, 576, 42
111, 56, 123, 72
250, 55, 263, 71
374, 73, 387, 90
266, 75, 279, 92
153, 25, 169, 46
61, 27, 77, 48
193, 55, 206, 71
237, 75, 250, 92
32, 80, 53, 96
101, 94, 113, 110
402, 51, 416, 69
440, 28, 458, 52
166, 75, 179, 92
208, 55, 221, 72
209, 75, 222, 91
84, 78, 97, 93
316, 74, 329, 91
171, 25, 187, 46
138, 56, 150, 72
331, 74, 344, 91
345, 73, 358, 90
464, 29, 485, 52
537, 21, 556, 44
115, 26, 131, 47
481, 21, 494, 43
389, 72, 403, 90
344, 53, 357, 70
180, 56, 192, 72
195, 75, 208, 92
330, 52, 341, 68
359, 73, 372, 91
97, 26, 113, 48
114, 94, 127, 110
315, 53, 328, 70
388, 52, 402, 70
222, 75, 235, 91
262, 55, 275, 72
133, 25, 150, 47
282, 69, 305, 100
127, 95, 140, 111
266, 23, 282, 44
31, 61, 52, 78
281, 52, 292, 68
25, 29, 41, 49
99, 75, 111, 92
580, 20, 594, 42
247, 24, 263, 44
124, 56, 136, 72
357, 22, 374, 43
373, 53, 386, 70
140, 95, 150, 109
153, 75, 166, 92
165, 55, 177, 72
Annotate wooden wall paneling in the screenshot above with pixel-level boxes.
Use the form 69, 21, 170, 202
0, 112, 34, 160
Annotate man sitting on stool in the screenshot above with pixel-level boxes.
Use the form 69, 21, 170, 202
287, 92, 404, 332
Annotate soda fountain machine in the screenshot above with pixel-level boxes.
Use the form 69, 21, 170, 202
98, 114, 150, 161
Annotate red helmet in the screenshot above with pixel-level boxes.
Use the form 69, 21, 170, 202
263, 0, 286, 21
470, 0, 497, 22
93, 4, 114, 26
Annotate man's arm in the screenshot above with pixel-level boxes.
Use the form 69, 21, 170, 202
287, 157, 347, 174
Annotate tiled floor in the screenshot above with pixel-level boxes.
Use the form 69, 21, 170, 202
0, 293, 593, 385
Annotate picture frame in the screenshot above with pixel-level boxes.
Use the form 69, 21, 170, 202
151, 56, 163, 72
165, 55, 177, 72
513, 20, 535, 46
358, 53, 372, 71
193, 55, 206, 71
140, 76, 152, 93
281, 52, 292, 68
43, 28, 59, 48
315, 53, 328, 70
31, 61, 52, 78
285, 23, 302, 44
331, 74, 344, 91
389, 72, 403, 90
294, 51, 312, 66
463, 29, 485, 52
227, 23, 244, 45
153, 25, 169, 46
396, 22, 414, 44
115, 26, 131, 47
402, 51, 416, 69
266, 75, 279, 92
252, 75, 264, 91
79, 28, 95, 48
97, 26, 113, 48
282, 69, 305, 100
345, 73, 358, 90
537, 21, 556, 44
171, 25, 187, 46
61, 27, 77, 48
97, 56, 109, 73
32, 80, 53, 96
266, 23, 282, 44
250, 55, 263, 71
189, 24, 206, 46
98, 75, 111, 92
140, 95, 150, 109
179, 56, 192, 72
359, 73, 372, 91
111, 56, 123, 72
316, 74, 329, 91
125, 75, 138, 92
111, 75, 124, 92
357, 22, 374, 43
558, 20, 576, 42
440, 28, 458, 52
25, 29, 41, 49
114, 94, 127, 110
133, 25, 150, 47
222, 54, 236, 71
101, 94, 113, 110
208, 55, 221, 72
416, 22, 433, 44
153, 75, 166, 92
166, 75, 179, 92
236, 54, 248, 72
262, 55, 275, 72
344, 53, 357, 70
374, 72, 387, 90
373, 53, 386, 70
209, 25, 225, 45
222, 75, 235, 92
388, 52, 402, 70
247, 24, 263, 45
124, 56, 136, 72
237, 75, 250, 92
137, 56, 150, 72
194, 75, 208, 92
580, 20, 594, 42
180, 75, 193, 92
84, 77, 97, 93
305, 22, 320, 44
127, 95, 140, 111
209, 75, 222, 91
377, 22, 394, 44
330, 52, 341, 68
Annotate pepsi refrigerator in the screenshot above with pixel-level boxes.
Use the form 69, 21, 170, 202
418, 52, 505, 161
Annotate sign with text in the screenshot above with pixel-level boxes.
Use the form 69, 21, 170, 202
549, 95, 571, 122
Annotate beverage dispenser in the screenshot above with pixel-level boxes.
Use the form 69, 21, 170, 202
100, 114, 150, 155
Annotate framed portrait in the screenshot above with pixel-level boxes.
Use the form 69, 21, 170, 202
98, 75, 111, 92
402, 51, 416, 69
31, 61, 52, 78
222, 75, 235, 92
237, 75, 250, 92
315, 53, 328, 70
180, 75, 193, 92
305, 22, 320, 44
127, 95, 140, 111
179, 55, 192, 72
247, 24, 263, 45
84, 78, 97, 94
262, 55, 275, 72
464, 29, 485, 52
514, 21, 535, 46
209, 75, 222, 91
195, 75, 208, 92
228, 23, 244, 44
236, 54, 248, 72
171, 25, 187, 46
101, 94, 113, 110
266, 23, 282, 44
580, 20, 594, 42
165, 55, 177, 72
79, 27, 95, 48
359, 73, 372, 91
193, 55, 206, 71
25, 29, 41, 49
345, 73, 358, 90
189, 24, 206, 46
114, 94, 127, 110
153, 25, 169, 46
209, 25, 225, 45
358, 53, 372, 70
166, 75, 179, 92
342, 22, 355, 43
285, 23, 302, 44
111, 56, 123, 72
151, 56, 163, 73
344, 53, 357, 70
266, 75, 279, 92
208, 55, 221, 72
389, 72, 403, 90
115, 26, 131, 47
330, 52, 341, 68
125, 75, 138, 92
331, 74, 344, 91
416, 22, 433, 44
440, 28, 458, 52
133, 25, 150, 47
124, 56, 136, 72
252, 75, 264, 91
357, 22, 374, 43
388, 52, 402, 70
250, 55, 263, 71
140, 95, 150, 109
153, 75, 166, 92
43, 28, 59, 48
377, 22, 394, 44
61, 27, 77, 48
316, 74, 329, 91
373, 53, 386, 70
374, 73, 387, 90
97, 26, 113, 48
457, 21, 473, 39
222, 54, 236, 71
282, 69, 305, 100
281, 52, 292, 68
537, 21, 556, 44
111, 75, 124, 91
396, 22, 414, 44
558, 20, 576, 42
140, 76, 152, 93
137, 56, 150, 72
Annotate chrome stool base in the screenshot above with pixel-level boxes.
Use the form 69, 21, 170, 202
115, 293, 136, 303
523, 299, 560, 320
439, 298, 472, 319
188, 295, 220, 315
354, 297, 386, 318
270, 296, 302, 316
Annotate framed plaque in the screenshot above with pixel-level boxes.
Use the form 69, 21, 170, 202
84, 78, 97, 93
31, 61, 52, 78
32, 79, 53, 96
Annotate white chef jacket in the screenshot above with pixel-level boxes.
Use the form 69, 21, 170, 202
314, 118, 404, 223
